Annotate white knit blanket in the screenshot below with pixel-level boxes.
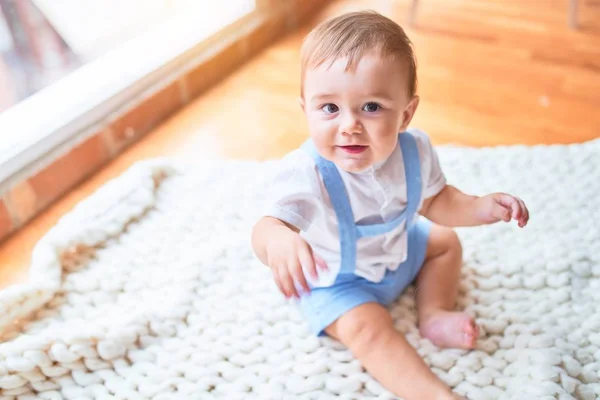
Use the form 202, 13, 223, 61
0, 139, 599, 400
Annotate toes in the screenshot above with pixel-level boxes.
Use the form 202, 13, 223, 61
464, 332, 477, 349
462, 318, 480, 348
420, 312, 480, 350
463, 332, 471, 345
463, 318, 477, 335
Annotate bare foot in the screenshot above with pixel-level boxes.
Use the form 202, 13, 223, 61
419, 310, 479, 349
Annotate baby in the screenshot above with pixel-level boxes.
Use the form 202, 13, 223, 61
251, 10, 529, 400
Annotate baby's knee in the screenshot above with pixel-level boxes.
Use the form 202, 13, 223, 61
440, 227, 462, 259
328, 304, 394, 352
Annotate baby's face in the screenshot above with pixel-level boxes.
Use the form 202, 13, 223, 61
301, 51, 418, 173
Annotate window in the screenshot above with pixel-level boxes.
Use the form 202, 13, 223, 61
0, 0, 256, 183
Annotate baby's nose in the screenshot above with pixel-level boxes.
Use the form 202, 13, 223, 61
339, 112, 363, 136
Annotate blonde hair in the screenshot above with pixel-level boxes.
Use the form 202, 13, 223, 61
300, 10, 417, 97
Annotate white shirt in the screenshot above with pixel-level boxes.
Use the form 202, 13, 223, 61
263, 128, 447, 287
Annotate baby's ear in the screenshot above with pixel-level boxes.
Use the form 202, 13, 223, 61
400, 96, 420, 131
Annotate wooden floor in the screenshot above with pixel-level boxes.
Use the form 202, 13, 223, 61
1, 0, 599, 289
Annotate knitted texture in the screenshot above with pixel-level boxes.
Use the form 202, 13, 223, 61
0, 139, 599, 400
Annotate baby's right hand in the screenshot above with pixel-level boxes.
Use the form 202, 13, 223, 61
266, 227, 327, 299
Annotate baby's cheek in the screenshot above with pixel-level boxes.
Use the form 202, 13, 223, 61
373, 135, 399, 161
309, 117, 333, 138
311, 135, 335, 161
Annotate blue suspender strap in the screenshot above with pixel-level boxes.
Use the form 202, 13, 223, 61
301, 140, 358, 274
354, 132, 422, 238
355, 216, 406, 238
398, 132, 422, 228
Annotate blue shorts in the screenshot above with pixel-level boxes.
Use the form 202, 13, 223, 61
299, 219, 432, 336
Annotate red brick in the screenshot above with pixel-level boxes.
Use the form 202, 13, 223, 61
26, 133, 109, 214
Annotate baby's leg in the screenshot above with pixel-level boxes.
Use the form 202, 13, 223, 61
325, 303, 457, 400
416, 224, 479, 349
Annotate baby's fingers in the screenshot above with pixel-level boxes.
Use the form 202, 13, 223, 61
517, 198, 529, 227
290, 258, 310, 295
297, 245, 318, 280
492, 203, 511, 222
277, 265, 298, 299
271, 267, 286, 297
511, 198, 526, 221
495, 194, 519, 219
314, 254, 328, 271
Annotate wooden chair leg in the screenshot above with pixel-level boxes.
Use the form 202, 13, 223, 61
569, 0, 578, 29
408, 0, 419, 26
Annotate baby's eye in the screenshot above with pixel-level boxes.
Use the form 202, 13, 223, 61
363, 102, 381, 113
321, 104, 339, 114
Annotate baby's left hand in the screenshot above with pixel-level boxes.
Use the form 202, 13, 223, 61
475, 193, 529, 227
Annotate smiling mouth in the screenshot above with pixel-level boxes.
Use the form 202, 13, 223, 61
338, 145, 368, 154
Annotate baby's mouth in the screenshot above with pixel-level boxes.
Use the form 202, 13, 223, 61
338, 145, 368, 154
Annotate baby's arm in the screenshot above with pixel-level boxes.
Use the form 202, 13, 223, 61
252, 150, 327, 299
252, 217, 326, 299
410, 129, 529, 229
420, 185, 529, 228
